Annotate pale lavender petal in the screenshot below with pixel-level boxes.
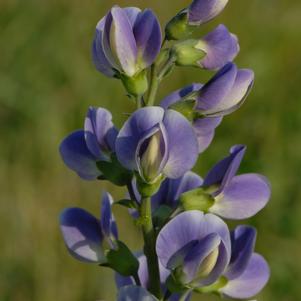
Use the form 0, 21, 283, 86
116, 107, 165, 171
84, 107, 118, 159
59, 208, 105, 263
182, 233, 221, 282
152, 171, 203, 209
210, 174, 271, 219
156, 211, 230, 268
203, 145, 246, 190
196, 63, 237, 111
92, 17, 115, 77
133, 9, 162, 68
161, 83, 203, 109
199, 24, 239, 70
59, 130, 100, 180
193, 117, 223, 153
226, 226, 256, 279
110, 6, 138, 76
124, 7, 141, 26
100, 192, 118, 242
162, 109, 199, 178
220, 253, 270, 299
117, 285, 158, 301
210, 69, 254, 115
188, 0, 229, 25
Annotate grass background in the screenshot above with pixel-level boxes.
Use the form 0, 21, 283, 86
1, 0, 301, 300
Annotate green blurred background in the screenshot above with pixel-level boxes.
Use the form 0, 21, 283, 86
1, 0, 301, 300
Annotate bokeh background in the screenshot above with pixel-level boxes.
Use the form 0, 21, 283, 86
1, 0, 301, 300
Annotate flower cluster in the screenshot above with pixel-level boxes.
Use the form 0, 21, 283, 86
59, 1, 270, 300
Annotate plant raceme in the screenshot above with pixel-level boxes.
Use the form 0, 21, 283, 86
59, 1, 271, 300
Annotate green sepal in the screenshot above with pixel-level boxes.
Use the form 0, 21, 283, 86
153, 205, 173, 229
136, 173, 164, 198
96, 154, 132, 186
194, 276, 228, 294
102, 240, 139, 277
120, 70, 148, 97
165, 12, 194, 41
172, 39, 206, 67
166, 273, 187, 293
114, 199, 138, 209
169, 99, 198, 121
180, 187, 215, 212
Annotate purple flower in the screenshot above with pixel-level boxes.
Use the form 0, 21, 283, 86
161, 84, 222, 153
203, 145, 271, 219
220, 225, 270, 299
156, 211, 231, 287
196, 62, 254, 117
115, 107, 199, 183
117, 285, 158, 301
59, 192, 117, 263
188, 0, 229, 26
92, 6, 162, 78
59, 107, 118, 180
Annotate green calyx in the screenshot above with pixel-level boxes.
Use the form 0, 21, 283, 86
180, 187, 215, 212
194, 276, 228, 295
172, 39, 206, 67
136, 173, 164, 198
120, 70, 148, 97
165, 11, 194, 41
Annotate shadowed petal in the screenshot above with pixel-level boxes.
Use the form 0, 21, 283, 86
198, 24, 239, 70
92, 17, 115, 77
188, 0, 229, 25
59, 130, 100, 180
203, 145, 246, 190
60, 208, 104, 263
161, 83, 203, 109
84, 107, 118, 159
210, 174, 271, 219
117, 285, 158, 301
110, 6, 138, 76
196, 63, 237, 111
162, 110, 199, 178
133, 9, 162, 68
193, 117, 223, 153
116, 107, 165, 171
226, 226, 256, 279
220, 253, 270, 299
100, 192, 118, 243
152, 171, 203, 209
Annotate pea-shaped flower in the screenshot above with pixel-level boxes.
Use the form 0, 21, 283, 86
115, 107, 199, 184
219, 226, 270, 299
92, 6, 161, 78
156, 211, 231, 288
166, 0, 228, 40
202, 145, 271, 219
172, 24, 239, 70
59, 192, 117, 263
59, 107, 118, 180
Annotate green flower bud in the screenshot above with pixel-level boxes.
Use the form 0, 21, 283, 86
172, 40, 206, 67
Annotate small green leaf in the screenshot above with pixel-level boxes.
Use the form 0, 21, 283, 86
104, 240, 139, 276
97, 154, 132, 186
153, 205, 173, 228
115, 199, 137, 209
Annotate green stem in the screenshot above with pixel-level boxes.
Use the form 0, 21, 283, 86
179, 289, 191, 301
147, 64, 160, 106
140, 196, 162, 298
